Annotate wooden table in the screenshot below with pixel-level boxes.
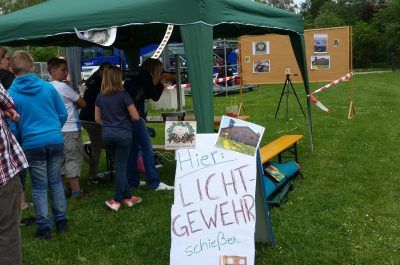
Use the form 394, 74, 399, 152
146, 115, 250, 125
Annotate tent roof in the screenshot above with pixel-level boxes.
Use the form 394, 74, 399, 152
0, 0, 303, 48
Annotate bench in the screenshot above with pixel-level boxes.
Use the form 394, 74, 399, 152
258, 135, 303, 202
260, 134, 303, 164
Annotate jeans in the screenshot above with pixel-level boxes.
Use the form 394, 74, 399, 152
24, 144, 67, 230
127, 118, 161, 189
103, 137, 132, 203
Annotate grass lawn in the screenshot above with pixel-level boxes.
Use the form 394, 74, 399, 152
21, 72, 400, 264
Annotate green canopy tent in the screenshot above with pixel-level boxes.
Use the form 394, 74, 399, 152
0, 0, 313, 149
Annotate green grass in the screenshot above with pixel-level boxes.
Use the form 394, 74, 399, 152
21, 72, 400, 264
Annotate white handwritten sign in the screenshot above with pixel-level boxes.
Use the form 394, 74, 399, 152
170, 134, 257, 265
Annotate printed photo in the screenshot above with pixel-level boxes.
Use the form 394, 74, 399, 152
314, 34, 328, 53
216, 116, 265, 156
311, 56, 330, 70
220, 255, 247, 265
252, 41, 269, 55
253, 59, 270, 73
165, 121, 196, 150
333, 39, 340, 48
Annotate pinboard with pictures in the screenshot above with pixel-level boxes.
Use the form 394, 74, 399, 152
239, 26, 351, 84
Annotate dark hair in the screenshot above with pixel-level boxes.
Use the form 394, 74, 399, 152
140, 58, 163, 77
47, 57, 67, 73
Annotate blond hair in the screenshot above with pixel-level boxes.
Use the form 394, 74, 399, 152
101, 65, 124, 94
10, 50, 34, 76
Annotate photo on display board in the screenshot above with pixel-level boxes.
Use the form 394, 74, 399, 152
314, 34, 328, 53
333, 39, 340, 47
252, 41, 269, 55
253, 59, 270, 73
311, 55, 330, 70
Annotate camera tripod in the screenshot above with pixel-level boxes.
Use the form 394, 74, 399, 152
274, 74, 306, 121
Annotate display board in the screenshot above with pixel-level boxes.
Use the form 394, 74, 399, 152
170, 134, 274, 265
239, 26, 351, 84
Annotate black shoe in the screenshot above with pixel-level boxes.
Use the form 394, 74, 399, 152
56, 220, 68, 233
35, 227, 51, 240
20, 216, 35, 227
88, 177, 99, 185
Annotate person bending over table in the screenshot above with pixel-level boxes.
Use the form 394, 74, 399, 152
123, 58, 173, 191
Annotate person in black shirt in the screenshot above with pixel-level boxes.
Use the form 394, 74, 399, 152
79, 62, 111, 184
123, 58, 173, 191
0, 47, 15, 90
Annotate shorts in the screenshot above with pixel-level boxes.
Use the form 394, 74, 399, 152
61, 131, 83, 178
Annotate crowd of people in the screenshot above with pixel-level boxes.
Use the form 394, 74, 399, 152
0, 47, 174, 264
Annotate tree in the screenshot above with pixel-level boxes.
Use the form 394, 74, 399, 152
352, 21, 385, 68
0, 0, 45, 15
253, 0, 296, 11
313, 2, 345, 28
375, 0, 400, 63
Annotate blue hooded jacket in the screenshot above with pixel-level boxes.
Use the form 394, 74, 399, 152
7, 73, 67, 150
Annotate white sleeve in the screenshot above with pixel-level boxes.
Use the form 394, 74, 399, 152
59, 83, 80, 102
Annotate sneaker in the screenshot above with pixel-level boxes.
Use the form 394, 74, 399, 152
155, 182, 174, 191
123, 196, 142, 207
56, 220, 68, 233
139, 180, 147, 186
105, 199, 121, 211
88, 177, 99, 185
35, 227, 51, 240
20, 216, 35, 227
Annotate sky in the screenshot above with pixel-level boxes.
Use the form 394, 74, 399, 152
294, 0, 304, 6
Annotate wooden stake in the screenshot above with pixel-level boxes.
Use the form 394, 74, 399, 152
348, 100, 355, 119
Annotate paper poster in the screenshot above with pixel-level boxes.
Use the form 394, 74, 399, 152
165, 121, 197, 150
170, 134, 257, 265
253, 60, 270, 73
252, 41, 269, 55
313, 34, 327, 53
311, 56, 330, 70
216, 116, 265, 157
74, 27, 117, 46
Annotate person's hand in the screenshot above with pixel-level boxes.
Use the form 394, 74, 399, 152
4, 108, 20, 122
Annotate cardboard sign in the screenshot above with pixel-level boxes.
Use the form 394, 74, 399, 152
170, 134, 258, 265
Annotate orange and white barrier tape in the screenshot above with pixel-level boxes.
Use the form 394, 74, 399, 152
151, 25, 174, 59
213, 75, 238, 84
309, 94, 330, 112
312, 72, 354, 94
164, 83, 191, 90
163, 75, 239, 90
